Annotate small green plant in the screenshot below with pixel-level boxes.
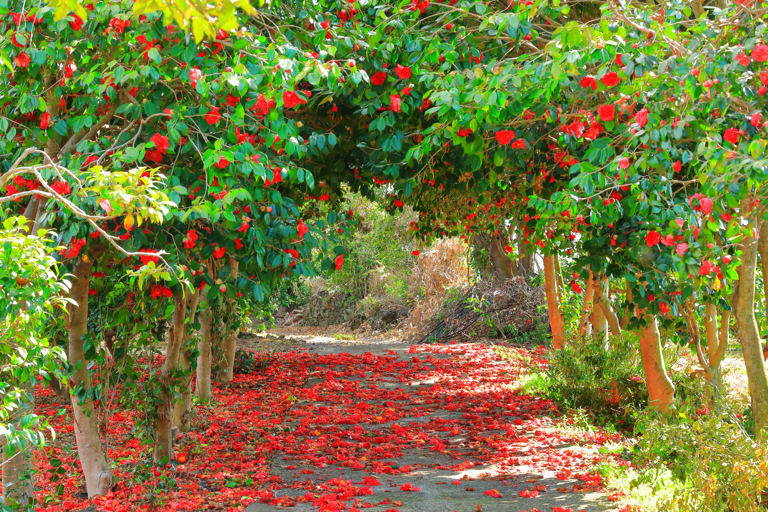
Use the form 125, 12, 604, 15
232, 349, 273, 375
333, 333, 354, 340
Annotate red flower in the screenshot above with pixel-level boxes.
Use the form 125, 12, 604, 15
519, 489, 539, 498
675, 243, 688, 257
645, 230, 660, 246
635, 109, 649, 128
483, 489, 502, 498
597, 104, 615, 121
615, 53, 624, 66
751, 112, 762, 128
618, 158, 630, 169
723, 128, 739, 145
252, 94, 273, 117
699, 197, 713, 214
400, 483, 420, 491
571, 281, 583, 294
150, 133, 169, 154
214, 157, 230, 169
108, 17, 130, 34
40, 112, 50, 129
457, 128, 472, 137
672, 161, 682, 172
140, 249, 160, 265
297, 219, 309, 238
699, 260, 713, 276
371, 71, 387, 86
659, 302, 669, 315
393, 200, 405, 207
580, 76, 597, 90
495, 130, 515, 145
283, 91, 307, 108
736, 53, 751, 67
225, 94, 239, 107
13, 51, 30, 68
389, 93, 402, 113
51, 181, 71, 195
601, 72, 620, 87
213, 247, 226, 259
205, 107, 221, 124
395, 65, 412, 79
189, 67, 203, 87
335, 255, 344, 270
752, 44, 768, 63
70, 14, 84, 30
412, 250, 420, 256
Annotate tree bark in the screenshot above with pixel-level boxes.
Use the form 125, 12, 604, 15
734, 208, 768, 439
68, 256, 114, 496
757, 222, 768, 360
2, 381, 35, 509
544, 254, 565, 349
214, 257, 239, 384
196, 305, 214, 401
590, 272, 608, 345
489, 235, 513, 279
638, 310, 675, 412
154, 291, 189, 462
596, 277, 622, 339
579, 275, 594, 336
173, 289, 201, 432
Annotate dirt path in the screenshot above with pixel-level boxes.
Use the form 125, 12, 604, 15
241, 333, 623, 512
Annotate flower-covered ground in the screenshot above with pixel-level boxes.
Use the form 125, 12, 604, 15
25, 341, 628, 512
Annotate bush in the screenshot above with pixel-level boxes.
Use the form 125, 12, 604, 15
232, 349, 273, 375
533, 332, 648, 428
631, 393, 768, 512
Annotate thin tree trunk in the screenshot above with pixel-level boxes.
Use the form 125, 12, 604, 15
757, 222, 768, 360
68, 256, 114, 496
596, 277, 622, 338
154, 291, 188, 462
173, 289, 201, 433
638, 310, 675, 412
590, 272, 608, 345
2, 381, 35, 509
620, 280, 631, 330
704, 303, 727, 403
734, 207, 768, 439
579, 275, 594, 336
544, 254, 565, 349
215, 257, 239, 383
196, 305, 213, 401
489, 235, 513, 279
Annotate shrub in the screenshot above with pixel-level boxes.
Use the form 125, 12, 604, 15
232, 349, 273, 375
534, 332, 648, 428
631, 393, 768, 512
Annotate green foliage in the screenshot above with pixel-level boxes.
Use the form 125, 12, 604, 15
533, 332, 648, 428
232, 348, 273, 375
631, 394, 768, 512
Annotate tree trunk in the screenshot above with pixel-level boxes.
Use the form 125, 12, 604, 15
2, 381, 35, 509
67, 257, 114, 496
595, 277, 622, 339
590, 272, 608, 345
757, 222, 768, 360
196, 305, 214, 401
579, 275, 594, 336
734, 208, 768, 439
214, 257, 239, 384
154, 291, 188, 462
704, 303, 727, 403
544, 254, 565, 349
173, 289, 201, 433
638, 310, 675, 412
489, 235, 513, 279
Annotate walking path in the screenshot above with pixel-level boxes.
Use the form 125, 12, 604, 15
240, 338, 623, 512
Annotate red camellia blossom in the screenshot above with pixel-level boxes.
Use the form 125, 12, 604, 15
283, 91, 307, 108
335, 255, 344, 270
395, 65, 412, 79
618, 158, 630, 169
393, 200, 405, 207
252, 94, 274, 118
751, 112, 762, 127
736, 53, 751, 66
205, 107, 221, 124
412, 250, 420, 256
699, 260, 713, 275
571, 281, 583, 294
659, 302, 669, 315
213, 246, 226, 259
495, 130, 515, 145
645, 230, 661, 246
108, 17, 130, 34
699, 197, 713, 214
600, 72, 620, 87
51, 181, 71, 195
371, 71, 387, 86
139, 249, 160, 265
189, 67, 203, 87
634, 109, 649, 128
150, 133, 169, 154
752, 44, 768, 62
723, 128, 739, 145
580, 76, 597, 90
297, 219, 309, 238
675, 243, 688, 257
389, 93, 402, 112
70, 14, 84, 30
672, 161, 682, 173
13, 51, 30, 68
597, 104, 615, 121
40, 112, 50, 129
